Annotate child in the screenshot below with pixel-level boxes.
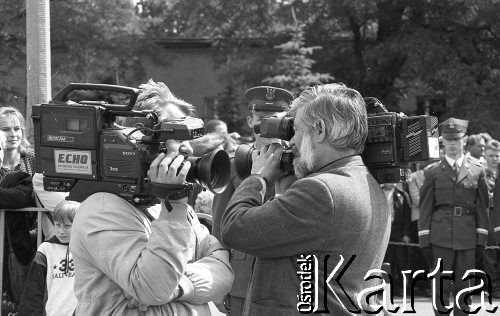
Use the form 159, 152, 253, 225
18, 200, 80, 316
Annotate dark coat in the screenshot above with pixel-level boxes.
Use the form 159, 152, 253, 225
1, 171, 36, 263
418, 156, 489, 250
493, 167, 500, 243
212, 158, 264, 300
1, 171, 37, 300
388, 188, 412, 242
221, 155, 390, 316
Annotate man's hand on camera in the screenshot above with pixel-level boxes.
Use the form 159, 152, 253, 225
148, 152, 191, 219
149, 152, 191, 185
251, 143, 286, 183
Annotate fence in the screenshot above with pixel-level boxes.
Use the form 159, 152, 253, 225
0, 207, 50, 316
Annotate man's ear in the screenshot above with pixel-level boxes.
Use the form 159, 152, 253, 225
313, 119, 327, 143
246, 116, 253, 129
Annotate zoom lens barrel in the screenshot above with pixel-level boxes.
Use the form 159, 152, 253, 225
234, 144, 294, 179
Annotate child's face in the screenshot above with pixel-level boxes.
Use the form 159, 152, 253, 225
54, 220, 72, 243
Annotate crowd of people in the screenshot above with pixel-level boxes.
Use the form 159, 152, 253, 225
384, 123, 500, 315
0, 79, 497, 316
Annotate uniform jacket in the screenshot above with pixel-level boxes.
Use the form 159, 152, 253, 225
70, 193, 233, 316
221, 155, 390, 316
212, 158, 256, 299
18, 236, 77, 316
418, 156, 489, 250
493, 169, 500, 243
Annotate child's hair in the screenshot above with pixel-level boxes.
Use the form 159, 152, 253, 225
52, 200, 80, 224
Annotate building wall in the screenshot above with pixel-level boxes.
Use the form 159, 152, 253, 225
141, 47, 227, 119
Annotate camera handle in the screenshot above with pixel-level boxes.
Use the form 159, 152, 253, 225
52, 83, 140, 111
149, 182, 198, 212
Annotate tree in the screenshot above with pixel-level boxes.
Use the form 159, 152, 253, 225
215, 84, 250, 135
50, 0, 153, 91
263, 9, 333, 96
0, 1, 26, 107
294, 0, 500, 136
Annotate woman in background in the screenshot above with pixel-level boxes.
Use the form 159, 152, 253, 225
0, 107, 37, 310
0, 107, 35, 177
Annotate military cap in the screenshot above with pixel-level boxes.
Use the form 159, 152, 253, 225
439, 117, 468, 140
244, 86, 294, 112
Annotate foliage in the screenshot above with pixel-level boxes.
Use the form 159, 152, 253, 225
136, 0, 500, 137
0, 1, 26, 108
1, 0, 499, 138
214, 85, 250, 135
50, 0, 153, 92
299, 0, 500, 136
263, 22, 334, 96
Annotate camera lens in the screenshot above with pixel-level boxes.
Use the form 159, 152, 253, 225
256, 117, 294, 141
186, 149, 230, 194
234, 144, 295, 179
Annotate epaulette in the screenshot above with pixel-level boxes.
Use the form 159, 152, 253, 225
424, 161, 440, 171
466, 155, 483, 167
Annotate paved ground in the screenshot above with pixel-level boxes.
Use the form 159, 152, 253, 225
208, 296, 500, 315
387, 295, 500, 315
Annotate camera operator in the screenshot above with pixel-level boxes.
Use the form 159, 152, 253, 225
221, 83, 390, 315
70, 80, 233, 315
211, 85, 294, 315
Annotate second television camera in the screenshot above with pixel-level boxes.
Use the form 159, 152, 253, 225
33, 83, 230, 205
234, 98, 440, 183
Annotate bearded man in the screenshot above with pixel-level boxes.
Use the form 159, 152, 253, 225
221, 83, 390, 316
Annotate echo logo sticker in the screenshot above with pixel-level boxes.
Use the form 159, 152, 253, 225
54, 149, 92, 175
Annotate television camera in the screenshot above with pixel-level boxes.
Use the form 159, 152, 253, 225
33, 83, 230, 206
234, 97, 440, 183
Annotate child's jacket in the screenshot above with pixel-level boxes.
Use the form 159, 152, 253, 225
18, 236, 77, 316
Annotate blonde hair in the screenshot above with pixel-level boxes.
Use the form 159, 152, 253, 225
136, 79, 196, 117
0, 107, 31, 152
0, 131, 6, 149
190, 133, 226, 156
53, 200, 80, 224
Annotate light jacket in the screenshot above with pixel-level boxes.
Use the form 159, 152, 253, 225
70, 192, 233, 315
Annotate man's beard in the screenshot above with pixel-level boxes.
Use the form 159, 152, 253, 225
293, 134, 316, 178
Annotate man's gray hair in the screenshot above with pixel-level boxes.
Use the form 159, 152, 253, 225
291, 83, 367, 153
135, 79, 196, 116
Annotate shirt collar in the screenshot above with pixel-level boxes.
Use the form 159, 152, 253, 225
445, 154, 464, 168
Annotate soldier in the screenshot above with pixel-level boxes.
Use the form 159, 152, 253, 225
485, 140, 500, 296
418, 118, 489, 315
212, 86, 294, 316
465, 134, 487, 166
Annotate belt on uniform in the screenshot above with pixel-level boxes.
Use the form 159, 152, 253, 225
437, 206, 473, 216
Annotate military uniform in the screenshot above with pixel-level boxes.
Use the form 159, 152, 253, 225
418, 118, 489, 316
494, 165, 500, 242
482, 164, 500, 294
211, 86, 294, 316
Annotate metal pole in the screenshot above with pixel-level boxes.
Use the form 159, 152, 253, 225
26, 0, 51, 143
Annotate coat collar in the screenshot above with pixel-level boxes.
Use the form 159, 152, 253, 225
314, 155, 365, 174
